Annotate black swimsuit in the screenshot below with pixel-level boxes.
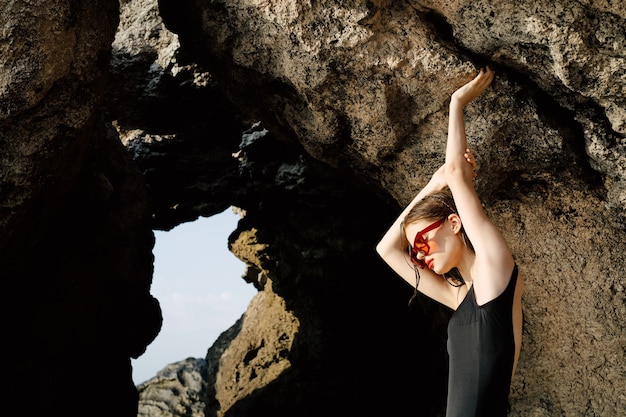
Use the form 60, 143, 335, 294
446, 264, 518, 417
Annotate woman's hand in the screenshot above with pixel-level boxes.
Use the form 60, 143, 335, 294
451, 66, 494, 108
464, 148, 478, 179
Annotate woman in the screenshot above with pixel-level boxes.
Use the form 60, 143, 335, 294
376, 66, 524, 416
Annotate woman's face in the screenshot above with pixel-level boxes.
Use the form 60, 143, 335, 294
405, 216, 460, 274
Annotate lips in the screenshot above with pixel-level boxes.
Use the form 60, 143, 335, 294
426, 259, 434, 269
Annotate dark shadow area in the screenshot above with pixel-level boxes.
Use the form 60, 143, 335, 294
198, 127, 452, 417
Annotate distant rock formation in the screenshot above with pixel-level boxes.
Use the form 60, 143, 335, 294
1, 0, 624, 416
137, 357, 208, 417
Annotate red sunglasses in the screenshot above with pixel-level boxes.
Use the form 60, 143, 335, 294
408, 218, 445, 269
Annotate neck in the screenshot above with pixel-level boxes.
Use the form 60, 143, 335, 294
455, 249, 476, 286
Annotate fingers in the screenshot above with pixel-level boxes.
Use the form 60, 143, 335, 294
452, 66, 495, 106
473, 66, 494, 90
464, 148, 476, 169
464, 148, 478, 179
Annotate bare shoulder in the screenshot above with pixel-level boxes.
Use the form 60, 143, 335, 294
472, 259, 516, 305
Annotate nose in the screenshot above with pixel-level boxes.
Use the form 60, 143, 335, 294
416, 250, 426, 260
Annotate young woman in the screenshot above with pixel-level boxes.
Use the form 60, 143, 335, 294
376, 66, 524, 416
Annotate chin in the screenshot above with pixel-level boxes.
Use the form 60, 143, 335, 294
430, 265, 442, 275
431, 264, 450, 276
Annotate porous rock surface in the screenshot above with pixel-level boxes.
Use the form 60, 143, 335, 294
1, 0, 624, 416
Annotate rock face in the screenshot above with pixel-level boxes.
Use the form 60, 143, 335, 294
1, 1, 159, 416
1, 0, 625, 416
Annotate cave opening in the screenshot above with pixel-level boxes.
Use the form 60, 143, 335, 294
131, 207, 256, 385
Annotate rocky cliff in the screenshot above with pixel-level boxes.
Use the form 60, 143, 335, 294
1, 0, 624, 416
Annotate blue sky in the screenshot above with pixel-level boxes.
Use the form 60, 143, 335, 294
131, 208, 257, 385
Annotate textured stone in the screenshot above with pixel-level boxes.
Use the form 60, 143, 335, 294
156, 0, 626, 415
137, 358, 208, 417
1, 2, 159, 416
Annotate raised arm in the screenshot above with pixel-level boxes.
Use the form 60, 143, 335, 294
376, 150, 477, 309
446, 68, 494, 170
445, 66, 514, 303
376, 165, 445, 279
